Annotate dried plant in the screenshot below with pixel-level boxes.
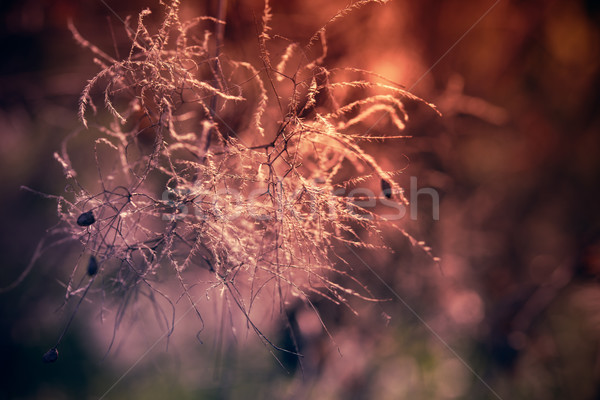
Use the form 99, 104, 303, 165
31, 0, 439, 361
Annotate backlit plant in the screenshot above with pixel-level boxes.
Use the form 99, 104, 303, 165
37, 0, 438, 361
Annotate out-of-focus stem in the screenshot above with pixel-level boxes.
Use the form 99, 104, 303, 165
203, 0, 228, 158
214, 0, 227, 58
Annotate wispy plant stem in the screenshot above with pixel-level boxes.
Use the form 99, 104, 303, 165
204, 0, 228, 157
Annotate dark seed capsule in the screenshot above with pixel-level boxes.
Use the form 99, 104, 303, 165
87, 256, 98, 276
76, 211, 95, 226
42, 347, 58, 363
381, 179, 393, 199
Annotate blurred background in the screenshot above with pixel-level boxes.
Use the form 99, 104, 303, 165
1, 0, 599, 399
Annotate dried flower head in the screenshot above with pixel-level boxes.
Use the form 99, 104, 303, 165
87, 256, 98, 276
40, 0, 438, 357
42, 348, 58, 363
76, 211, 95, 227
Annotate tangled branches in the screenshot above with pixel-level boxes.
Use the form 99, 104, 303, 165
40, 0, 439, 360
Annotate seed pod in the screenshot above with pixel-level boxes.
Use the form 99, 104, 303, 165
42, 347, 58, 363
381, 179, 393, 199
76, 211, 95, 226
87, 255, 98, 276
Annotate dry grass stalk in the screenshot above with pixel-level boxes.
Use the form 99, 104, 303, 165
32, 0, 439, 359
